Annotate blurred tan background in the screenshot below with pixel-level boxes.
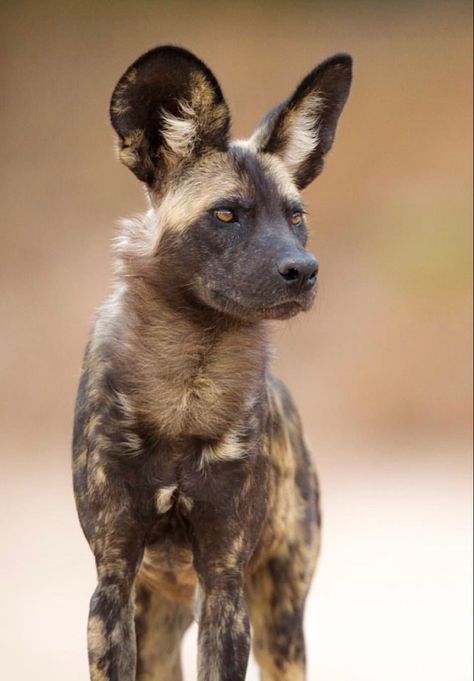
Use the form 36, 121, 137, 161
0, 1, 472, 679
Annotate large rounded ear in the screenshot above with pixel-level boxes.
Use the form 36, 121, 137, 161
250, 54, 352, 190
110, 45, 231, 186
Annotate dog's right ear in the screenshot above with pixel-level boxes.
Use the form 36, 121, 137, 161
110, 46, 231, 186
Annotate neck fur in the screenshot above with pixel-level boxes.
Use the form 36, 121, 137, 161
99, 277, 270, 441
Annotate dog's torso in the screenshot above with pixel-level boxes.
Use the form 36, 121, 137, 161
73, 293, 320, 609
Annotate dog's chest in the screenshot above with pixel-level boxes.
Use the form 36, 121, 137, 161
131, 321, 267, 440
134, 437, 217, 524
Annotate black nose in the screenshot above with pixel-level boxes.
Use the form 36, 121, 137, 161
277, 254, 319, 290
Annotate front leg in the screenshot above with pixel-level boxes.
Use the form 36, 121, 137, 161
187, 449, 269, 681
88, 560, 140, 681
74, 449, 145, 680
197, 569, 250, 681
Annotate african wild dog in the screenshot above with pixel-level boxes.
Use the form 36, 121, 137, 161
73, 45, 351, 681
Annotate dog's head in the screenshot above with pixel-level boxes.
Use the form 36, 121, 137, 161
110, 46, 352, 321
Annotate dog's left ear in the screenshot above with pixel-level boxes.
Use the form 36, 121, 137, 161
250, 54, 352, 189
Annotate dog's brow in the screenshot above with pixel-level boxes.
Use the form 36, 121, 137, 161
285, 198, 306, 213
209, 197, 253, 211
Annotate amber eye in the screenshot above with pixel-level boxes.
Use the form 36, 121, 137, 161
214, 209, 236, 224
290, 211, 304, 227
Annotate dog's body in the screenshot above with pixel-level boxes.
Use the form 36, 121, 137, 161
73, 46, 351, 681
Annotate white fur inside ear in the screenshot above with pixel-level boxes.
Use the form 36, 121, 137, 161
281, 93, 323, 173
161, 102, 197, 157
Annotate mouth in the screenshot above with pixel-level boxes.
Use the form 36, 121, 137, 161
257, 299, 304, 318
205, 289, 315, 320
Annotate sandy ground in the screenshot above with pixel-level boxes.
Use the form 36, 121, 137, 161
1, 438, 471, 681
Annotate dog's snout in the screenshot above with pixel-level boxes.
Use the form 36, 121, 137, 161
277, 254, 319, 290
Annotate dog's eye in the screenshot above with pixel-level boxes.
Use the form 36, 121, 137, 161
290, 211, 304, 227
214, 209, 236, 224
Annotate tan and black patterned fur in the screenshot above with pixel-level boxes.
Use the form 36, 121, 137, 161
73, 46, 351, 680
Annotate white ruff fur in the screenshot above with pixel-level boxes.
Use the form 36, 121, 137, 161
114, 208, 160, 261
